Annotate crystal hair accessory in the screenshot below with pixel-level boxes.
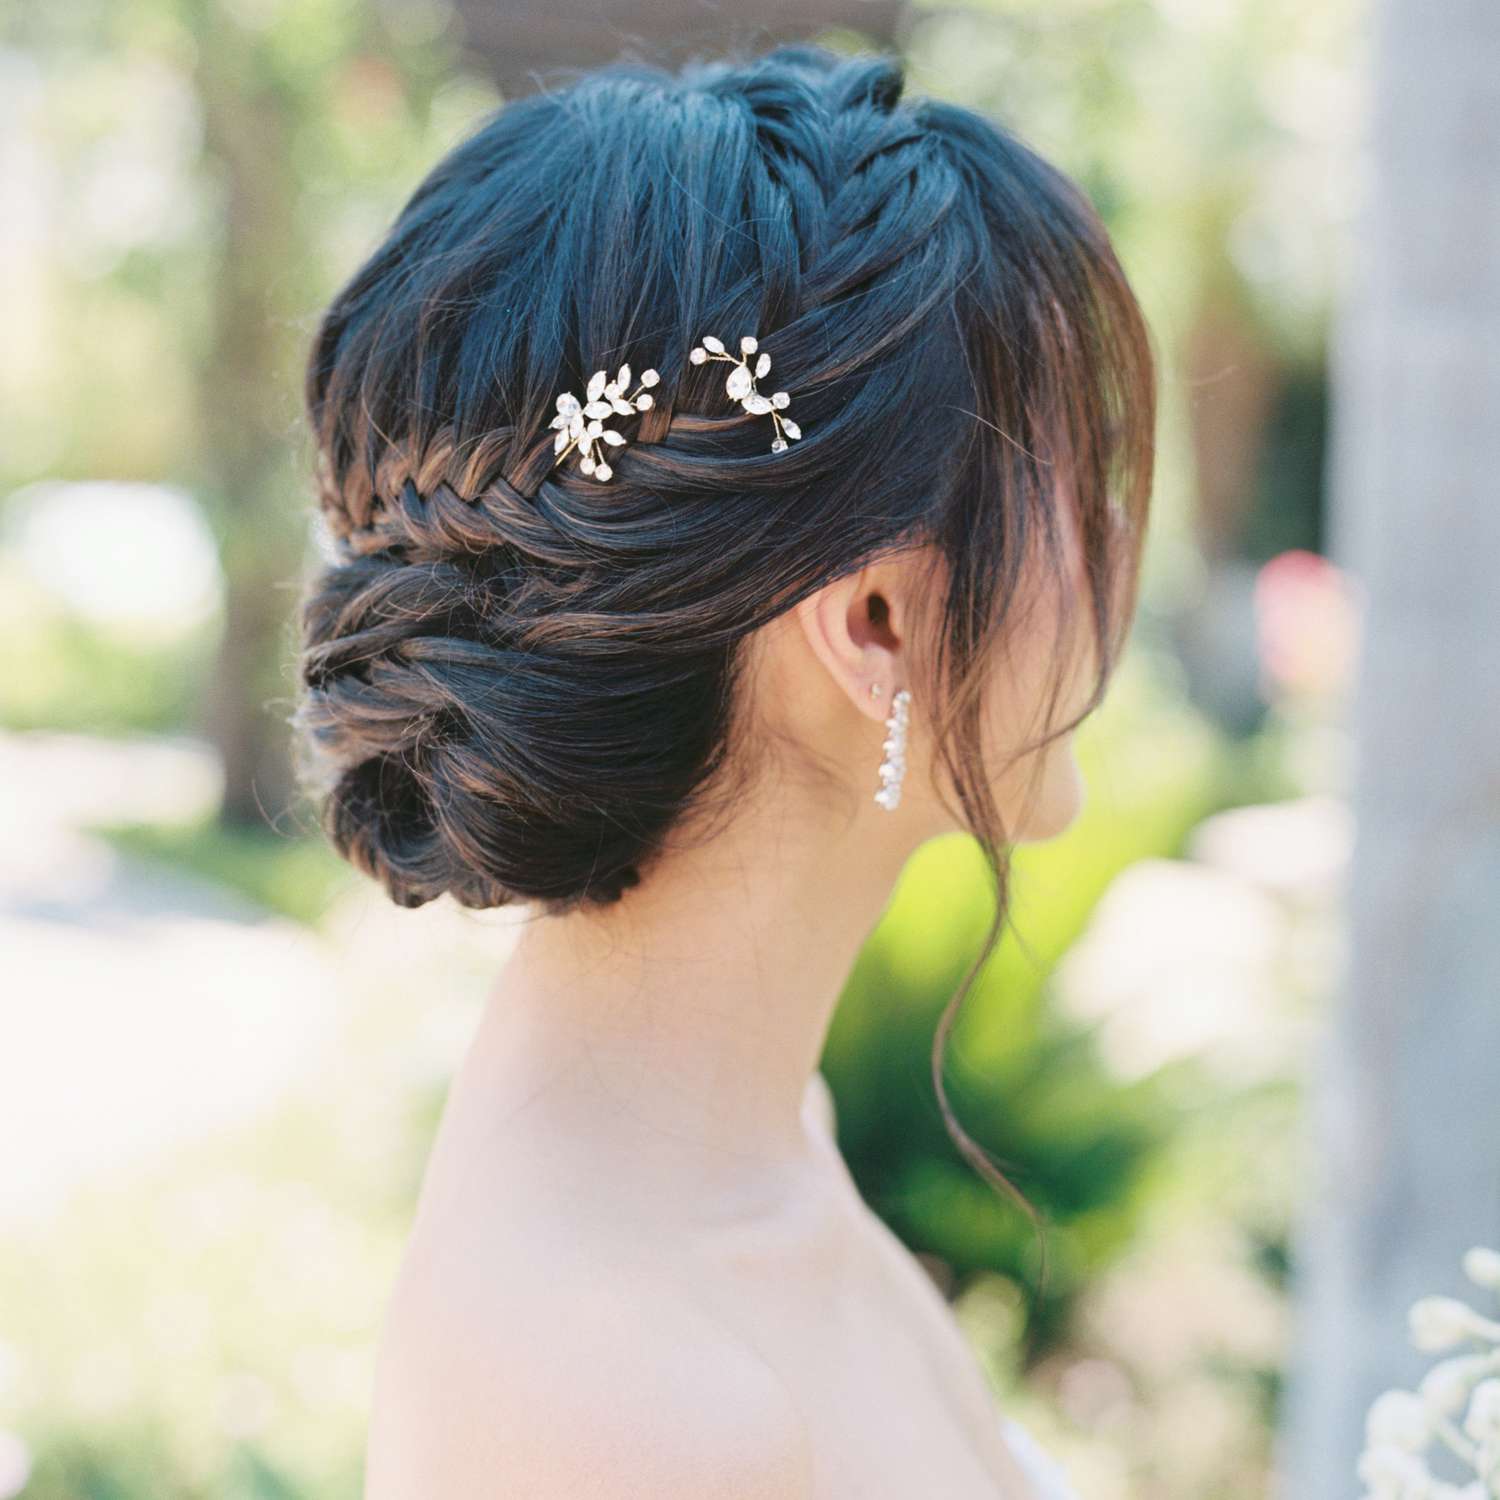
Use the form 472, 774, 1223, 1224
874, 688, 911, 812
549, 363, 660, 481
688, 334, 802, 452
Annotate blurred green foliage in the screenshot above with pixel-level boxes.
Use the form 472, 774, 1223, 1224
0, 609, 209, 735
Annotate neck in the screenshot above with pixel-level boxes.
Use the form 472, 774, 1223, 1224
470, 778, 910, 1208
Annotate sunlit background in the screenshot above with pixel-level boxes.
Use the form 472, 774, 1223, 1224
4, 1, 1497, 1497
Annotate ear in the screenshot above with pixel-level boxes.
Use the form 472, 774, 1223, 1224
793, 563, 910, 724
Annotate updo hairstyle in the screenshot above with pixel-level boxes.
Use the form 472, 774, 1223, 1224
294, 46, 1155, 921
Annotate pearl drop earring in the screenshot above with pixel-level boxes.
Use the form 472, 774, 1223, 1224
874, 688, 911, 812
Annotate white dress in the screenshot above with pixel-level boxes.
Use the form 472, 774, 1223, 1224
999, 1415, 1082, 1499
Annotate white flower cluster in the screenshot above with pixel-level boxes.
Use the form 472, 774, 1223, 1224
550, 363, 659, 481
687, 334, 802, 452
1358, 1246, 1500, 1499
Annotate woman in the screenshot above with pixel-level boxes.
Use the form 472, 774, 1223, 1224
294, 43, 1155, 1499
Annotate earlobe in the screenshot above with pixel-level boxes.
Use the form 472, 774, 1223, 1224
793, 573, 902, 724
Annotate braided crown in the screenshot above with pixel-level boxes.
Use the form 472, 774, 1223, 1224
314, 427, 553, 561
316, 327, 810, 563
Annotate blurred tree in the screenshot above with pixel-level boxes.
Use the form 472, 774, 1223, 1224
2, 0, 464, 826
191, 23, 307, 824
1278, 0, 1500, 1493
186, 3, 456, 828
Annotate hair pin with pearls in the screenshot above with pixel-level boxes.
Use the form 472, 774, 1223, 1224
688, 334, 802, 453
549, 362, 659, 481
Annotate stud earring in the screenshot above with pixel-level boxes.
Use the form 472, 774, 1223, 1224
874, 688, 911, 812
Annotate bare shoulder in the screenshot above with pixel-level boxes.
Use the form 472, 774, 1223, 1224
364, 1228, 813, 1500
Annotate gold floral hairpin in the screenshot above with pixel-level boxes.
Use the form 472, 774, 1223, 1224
549, 362, 659, 481
688, 334, 802, 452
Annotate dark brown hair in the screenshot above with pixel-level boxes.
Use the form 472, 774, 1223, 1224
293, 45, 1156, 1238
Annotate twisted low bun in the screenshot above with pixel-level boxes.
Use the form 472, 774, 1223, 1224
292, 45, 1155, 916
296, 433, 741, 911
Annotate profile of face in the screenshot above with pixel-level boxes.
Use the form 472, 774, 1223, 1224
782, 466, 1100, 854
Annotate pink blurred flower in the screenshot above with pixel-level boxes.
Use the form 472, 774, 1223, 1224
1252, 549, 1361, 702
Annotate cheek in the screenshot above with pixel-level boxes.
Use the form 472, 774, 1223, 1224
1032, 733, 1086, 837
958, 562, 1097, 839
998, 732, 1085, 844
921, 677, 1087, 844
973, 670, 1087, 840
